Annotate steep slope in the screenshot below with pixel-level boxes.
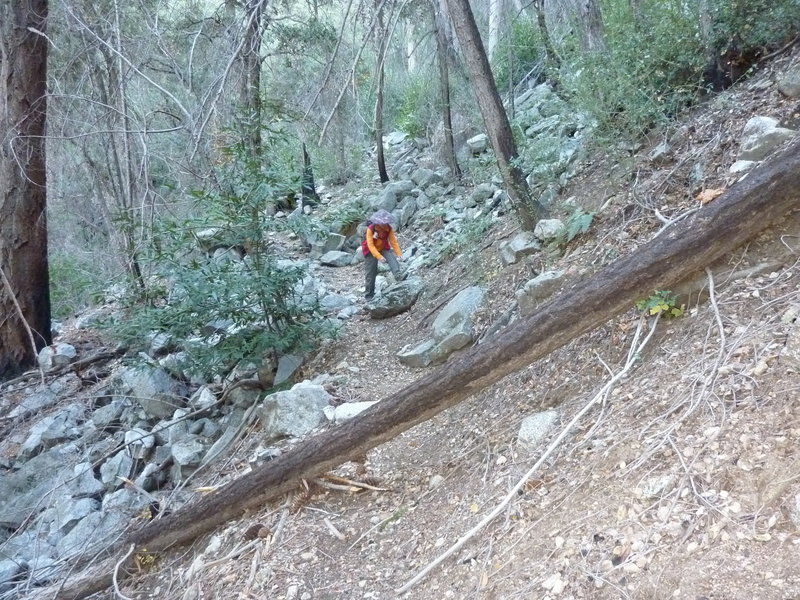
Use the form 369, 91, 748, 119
4, 45, 800, 600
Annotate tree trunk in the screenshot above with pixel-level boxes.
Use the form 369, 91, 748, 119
0, 0, 51, 379
433, 0, 461, 180
575, 0, 606, 52
533, 0, 561, 71
374, 0, 389, 183
239, 0, 265, 159
487, 0, 505, 62
31, 141, 800, 600
300, 143, 321, 206
445, 0, 546, 230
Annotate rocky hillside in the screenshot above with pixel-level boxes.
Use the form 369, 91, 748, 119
3, 46, 800, 600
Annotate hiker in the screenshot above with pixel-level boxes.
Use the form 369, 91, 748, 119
362, 209, 404, 300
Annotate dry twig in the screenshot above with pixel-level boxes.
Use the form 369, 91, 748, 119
113, 544, 135, 600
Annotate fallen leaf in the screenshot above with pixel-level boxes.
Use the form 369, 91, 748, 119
697, 188, 725, 204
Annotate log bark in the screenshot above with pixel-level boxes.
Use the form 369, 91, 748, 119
0, 0, 51, 378
35, 141, 800, 599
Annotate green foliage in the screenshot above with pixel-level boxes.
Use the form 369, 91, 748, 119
636, 290, 685, 318
426, 213, 494, 266
560, 0, 800, 139
394, 75, 436, 139
320, 198, 365, 231
493, 17, 542, 91
563, 0, 707, 139
710, 0, 800, 52
554, 208, 595, 246
49, 252, 106, 319
110, 130, 335, 378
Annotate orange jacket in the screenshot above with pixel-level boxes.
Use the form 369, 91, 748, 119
362, 224, 401, 260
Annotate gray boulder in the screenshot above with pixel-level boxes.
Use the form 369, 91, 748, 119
147, 332, 175, 357
19, 403, 85, 459
729, 160, 757, 174
778, 63, 800, 98
368, 278, 424, 319
385, 179, 415, 198
739, 116, 796, 161
368, 188, 398, 212
0, 559, 23, 594
202, 408, 247, 465
321, 232, 346, 253
189, 386, 218, 411
259, 381, 332, 440
50, 496, 100, 533
8, 386, 57, 419
99, 450, 134, 490
320, 293, 354, 312
411, 167, 443, 189
0, 445, 80, 529
432, 287, 484, 340
56, 508, 129, 559
517, 270, 567, 316
499, 231, 541, 265
395, 197, 418, 229
212, 247, 243, 263
648, 140, 673, 165
533, 219, 565, 243
27, 555, 60, 586
91, 399, 127, 430
124, 427, 155, 460
275, 354, 304, 385
782, 321, 800, 370
69, 462, 105, 498
398, 287, 484, 368
37, 342, 77, 372
319, 251, 353, 267
120, 365, 188, 420
466, 133, 489, 155
330, 401, 378, 423
171, 436, 206, 467
384, 131, 408, 145
518, 410, 559, 452
470, 183, 497, 204
397, 339, 437, 368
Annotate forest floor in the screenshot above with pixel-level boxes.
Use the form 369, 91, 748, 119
10, 49, 800, 600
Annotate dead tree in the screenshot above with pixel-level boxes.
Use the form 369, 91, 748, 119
29, 141, 800, 599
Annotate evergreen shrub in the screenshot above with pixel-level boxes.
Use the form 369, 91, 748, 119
111, 132, 335, 378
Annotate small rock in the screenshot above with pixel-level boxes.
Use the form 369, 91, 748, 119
429, 474, 445, 489
466, 133, 489, 154
38, 343, 77, 371
332, 401, 378, 423
533, 219, 565, 242
518, 410, 559, 451
319, 251, 353, 267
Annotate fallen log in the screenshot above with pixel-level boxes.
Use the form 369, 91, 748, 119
36, 140, 800, 599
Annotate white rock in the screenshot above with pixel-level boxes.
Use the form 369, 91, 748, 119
333, 401, 378, 423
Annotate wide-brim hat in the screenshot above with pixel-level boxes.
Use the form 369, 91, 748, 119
370, 209, 396, 225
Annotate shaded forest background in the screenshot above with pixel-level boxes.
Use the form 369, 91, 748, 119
5, 0, 800, 377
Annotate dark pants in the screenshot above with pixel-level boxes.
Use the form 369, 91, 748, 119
364, 251, 402, 298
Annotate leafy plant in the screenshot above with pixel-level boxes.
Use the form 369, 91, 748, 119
110, 128, 336, 378
49, 252, 106, 318
426, 213, 494, 267
493, 16, 542, 91
554, 208, 595, 247
393, 75, 436, 139
636, 290, 685, 318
